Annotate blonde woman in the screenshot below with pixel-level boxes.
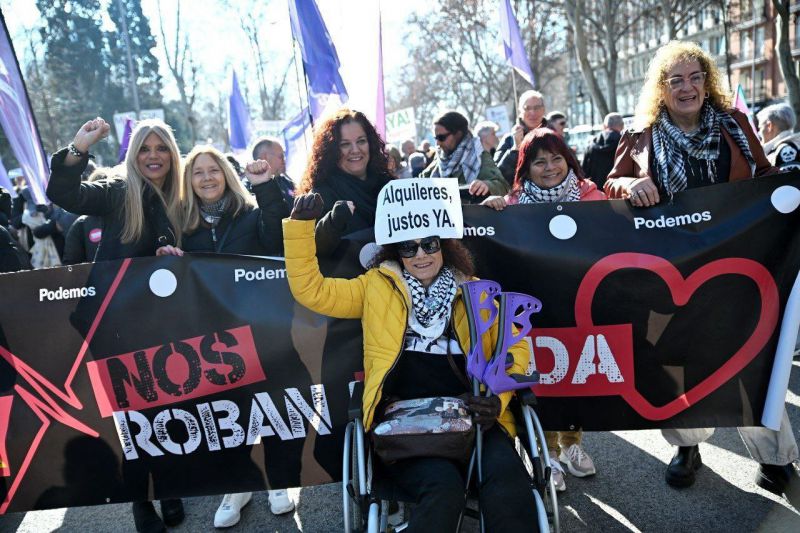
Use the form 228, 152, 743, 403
604, 41, 774, 206
604, 42, 800, 501
47, 118, 182, 261
156, 145, 286, 258
46, 118, 185, 531
154, 145, 291, 527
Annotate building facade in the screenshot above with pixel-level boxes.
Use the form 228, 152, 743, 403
567, 0, 799, 130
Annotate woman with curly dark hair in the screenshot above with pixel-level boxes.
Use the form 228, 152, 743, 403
299, 108, 392, 256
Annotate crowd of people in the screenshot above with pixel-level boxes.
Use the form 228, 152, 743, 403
1, 39, 800, 531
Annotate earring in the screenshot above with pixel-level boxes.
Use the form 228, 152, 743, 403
705, 91, 710, 99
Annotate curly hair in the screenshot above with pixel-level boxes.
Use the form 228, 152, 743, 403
369, 238, 475, 278
635, 40, 732, 128
299, 108, 390, 194
514, 128, 586, 192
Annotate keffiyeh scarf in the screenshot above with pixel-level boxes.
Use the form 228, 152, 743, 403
431, 132, 483, 183
200, 195, 229, 226
651, 101, 755, 199
403, 266, 457, 342
517, 169, 582, 204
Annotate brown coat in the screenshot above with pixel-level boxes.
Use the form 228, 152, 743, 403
604, 108, 776, 199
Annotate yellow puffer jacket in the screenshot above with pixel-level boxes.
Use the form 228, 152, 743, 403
283, 219, 530, 436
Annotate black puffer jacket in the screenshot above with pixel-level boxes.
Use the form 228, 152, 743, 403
581, 130, 622, 190
46, 148, 176, 261
181, 179, 289, 255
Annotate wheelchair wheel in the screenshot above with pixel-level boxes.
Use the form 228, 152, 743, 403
343, 421, 364, 532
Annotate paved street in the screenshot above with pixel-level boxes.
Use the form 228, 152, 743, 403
3, 361, 800, 532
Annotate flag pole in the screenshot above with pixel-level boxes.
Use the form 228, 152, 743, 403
290, 36, 312, 152
511, 68, 519, 110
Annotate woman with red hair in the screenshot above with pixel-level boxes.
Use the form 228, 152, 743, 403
481, 127, 603, 493
482, 127, 604, 209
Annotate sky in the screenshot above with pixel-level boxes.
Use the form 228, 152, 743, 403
0, 0, 431, 119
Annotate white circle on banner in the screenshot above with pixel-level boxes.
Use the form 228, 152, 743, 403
149, 269, 177, 297
359, 242, 382, 269
549, 214, 577, 240
771, 185, 800, 214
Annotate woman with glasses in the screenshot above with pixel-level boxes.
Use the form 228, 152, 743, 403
481, 128, 604, 493
604, 41, 773, 206
281, 194, 538, 531
421, 111, 509, 202
603, 42, 800, 499
298, 108, 392, 256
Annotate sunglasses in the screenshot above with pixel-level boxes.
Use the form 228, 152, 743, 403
434, 132, 452, 142
397, 236, 441, 258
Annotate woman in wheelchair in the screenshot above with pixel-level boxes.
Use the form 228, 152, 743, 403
283, 193, 539, 531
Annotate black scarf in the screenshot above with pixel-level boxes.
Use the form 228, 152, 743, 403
314, 169, 390, 231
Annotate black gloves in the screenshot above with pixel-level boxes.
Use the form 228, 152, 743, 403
290, 193, 324, 221
467, 395, 501, 428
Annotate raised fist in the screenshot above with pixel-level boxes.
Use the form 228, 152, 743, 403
245, 159, 273, 186
290, 193, 324, 221
72, 118, 111, 153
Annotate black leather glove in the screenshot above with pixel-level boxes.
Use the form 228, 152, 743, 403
290, 193, 324, 220
467, 395, 501, 429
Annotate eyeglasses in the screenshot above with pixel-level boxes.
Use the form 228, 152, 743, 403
555, 121, 567, 128
397, 236, 441, 258
665, 72, 707, 91
434, 132, 452, 142
522, 104, 545, 112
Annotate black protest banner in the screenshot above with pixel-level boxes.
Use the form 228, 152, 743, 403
462, 172, 800, 432
1, 174, 799, 513
0, 251, 364, 514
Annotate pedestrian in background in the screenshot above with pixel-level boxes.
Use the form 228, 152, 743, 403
582, 112, 625, 190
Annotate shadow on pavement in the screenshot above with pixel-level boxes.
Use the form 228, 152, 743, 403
555, 430, 800, 532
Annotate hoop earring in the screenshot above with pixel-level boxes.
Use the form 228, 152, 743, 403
705, 91, 710, 99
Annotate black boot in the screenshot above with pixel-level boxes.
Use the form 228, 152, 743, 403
160, 498, 185, 527
665, 445, 702, 488
132, 501, 166, 533
756, 463, 800, 506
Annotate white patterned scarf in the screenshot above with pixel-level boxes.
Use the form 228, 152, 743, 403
517, 168, 582, 204
431, 132, 483, 183
651, 102, 755, 199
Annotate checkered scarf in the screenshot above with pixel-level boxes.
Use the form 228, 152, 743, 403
431, 132, 483, 183
402, 266, 457, 329
652, 102, 755, 199
517, 169, 582, 204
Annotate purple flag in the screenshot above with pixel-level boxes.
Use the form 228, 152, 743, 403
117, 118, 134, 163
228, 70, 251, 151
288, 0, 348, 120
499, 0, 535, 87
281, 107, 313, 183
0, 10, 50, 204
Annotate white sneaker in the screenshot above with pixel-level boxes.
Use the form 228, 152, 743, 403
214, 492, 252, 528
268, 489, 295, 515
559, 443, 597, 478
548, 451, 567, 492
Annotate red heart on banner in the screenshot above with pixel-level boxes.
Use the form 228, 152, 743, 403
573, 253, 779, 421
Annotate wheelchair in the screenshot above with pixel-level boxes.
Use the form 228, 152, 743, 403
342, 381, 560, 533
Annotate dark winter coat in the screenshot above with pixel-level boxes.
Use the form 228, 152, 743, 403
181, 179, 289, 256
311, 168, 391, 257
62, 215, 104, 265
46, 148, 176, 261
581, 130, 622, 190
